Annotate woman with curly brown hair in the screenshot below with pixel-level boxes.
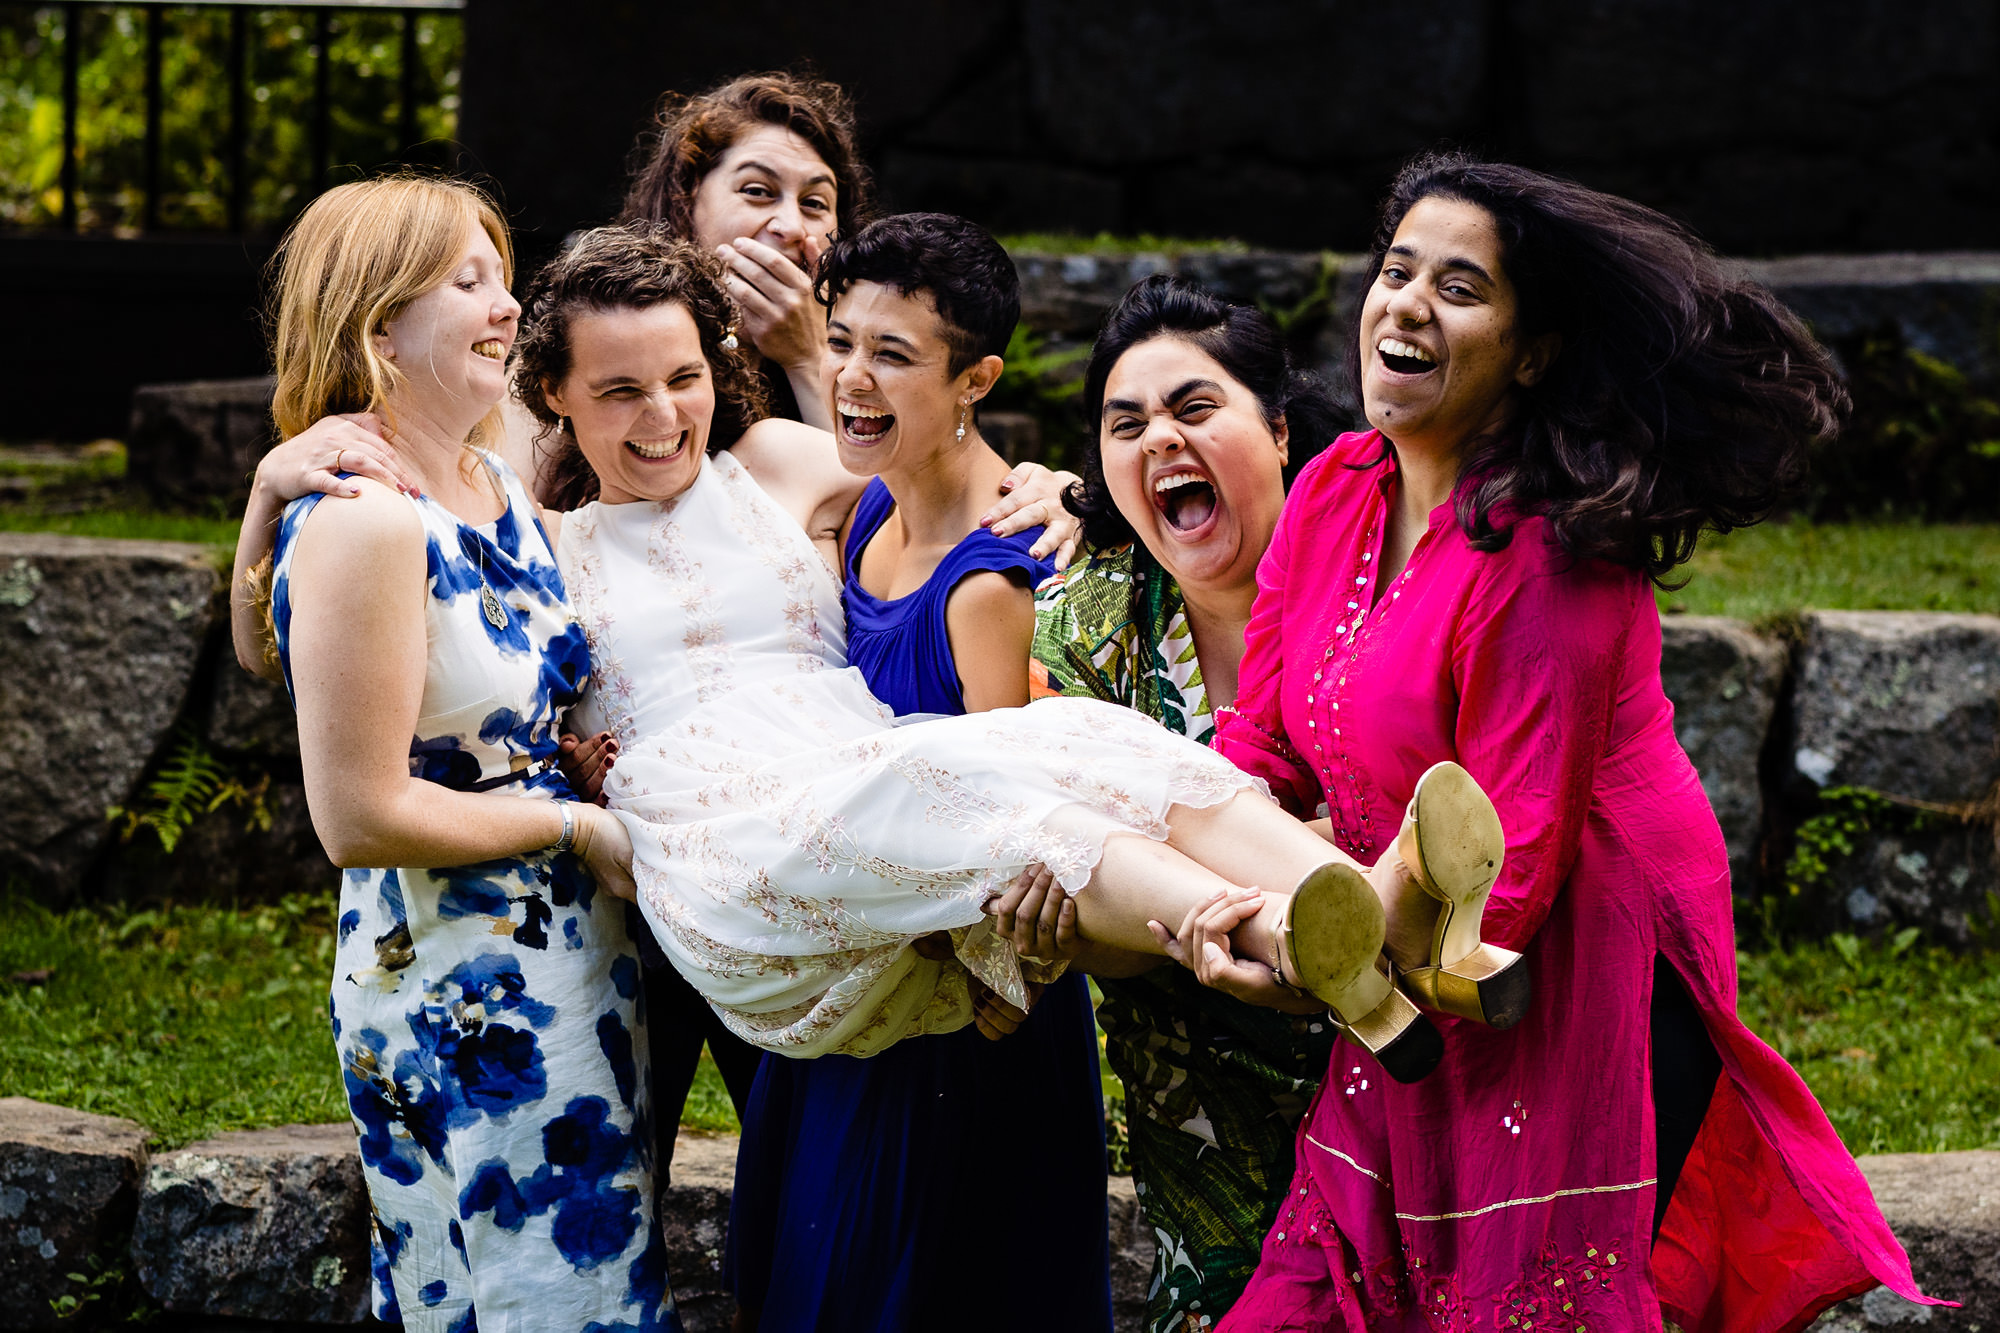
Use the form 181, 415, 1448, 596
622, 70, 873, 431
1210, 152, 1934, 1332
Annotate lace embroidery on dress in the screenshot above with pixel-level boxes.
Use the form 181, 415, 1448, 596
715, 455, 833, 672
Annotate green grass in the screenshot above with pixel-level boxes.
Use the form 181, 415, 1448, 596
0, 893, 345, 1149
0, 890, 745, 1146
4, 893, 1992, 1157
1660, 520, 2000, 618
1737, 936, 2000, 1154
0, 506, 238, 549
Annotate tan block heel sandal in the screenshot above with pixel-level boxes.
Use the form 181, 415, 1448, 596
1395, 760, 1531, 1030
1276, 861, 1444, 1084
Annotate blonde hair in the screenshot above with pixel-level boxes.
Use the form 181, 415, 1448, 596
268, 173, 514, 447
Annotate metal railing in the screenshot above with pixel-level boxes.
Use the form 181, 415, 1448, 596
7, 0, 463, 235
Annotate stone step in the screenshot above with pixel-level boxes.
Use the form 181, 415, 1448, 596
3, 1104, 1989, 1330
0, 1098, 149, 1332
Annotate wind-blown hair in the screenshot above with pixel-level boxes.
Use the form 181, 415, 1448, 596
1351, 151, 1848, 582
621, 70, 873, 241
1069, 274, 1344, 550
268, 174, 512, 446
513, 223, 770, 511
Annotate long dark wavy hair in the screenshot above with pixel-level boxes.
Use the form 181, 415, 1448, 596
1351, 151, 1848, 583
1068, 273, 1345, 551
513, 223, 770, 511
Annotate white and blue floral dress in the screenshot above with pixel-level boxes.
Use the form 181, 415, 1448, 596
271, 453, 677, 1333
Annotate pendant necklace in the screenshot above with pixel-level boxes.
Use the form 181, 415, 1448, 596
475, 536, 508, 630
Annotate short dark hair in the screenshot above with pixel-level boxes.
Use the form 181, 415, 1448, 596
815, 213, 1019, 377
1351, 150, 1848, 582
621, 70, 873, 242
1068, 274, 1343, 550
514, 222, 770, 511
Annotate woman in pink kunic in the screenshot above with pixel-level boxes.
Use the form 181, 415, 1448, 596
1212, 154, 1936, 1331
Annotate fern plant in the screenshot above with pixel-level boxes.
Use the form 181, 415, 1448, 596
106, 730, 272, 854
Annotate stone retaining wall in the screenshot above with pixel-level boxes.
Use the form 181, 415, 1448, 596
2, 530, 1997, 942
1, 1100, 1989, 1331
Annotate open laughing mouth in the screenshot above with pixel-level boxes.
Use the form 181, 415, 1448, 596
1377, 336, 1437, 376
472, 339, 506, 361
1153, 469, 1218, 533
626, 432, 687, 461
837, 400, 894, 446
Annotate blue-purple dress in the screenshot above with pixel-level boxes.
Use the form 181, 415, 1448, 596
723, 477, 1113, 1331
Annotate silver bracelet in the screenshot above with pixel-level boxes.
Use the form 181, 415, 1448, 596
552, 801, 576, 855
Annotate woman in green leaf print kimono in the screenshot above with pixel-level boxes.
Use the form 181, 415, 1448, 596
1019, 275, 1347, 1333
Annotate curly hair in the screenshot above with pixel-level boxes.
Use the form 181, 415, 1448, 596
1068, 274, 1344, 551
1350, 151, 1849, 583
620, 70, 873, 242
513, 223, 770, 511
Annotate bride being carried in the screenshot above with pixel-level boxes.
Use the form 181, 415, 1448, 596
244, 193, 1513, 1071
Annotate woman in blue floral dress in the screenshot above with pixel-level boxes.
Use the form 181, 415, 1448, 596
234, 177, 676, 1333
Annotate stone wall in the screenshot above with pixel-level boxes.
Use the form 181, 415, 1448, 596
2, 1101, 1991, 1331
0, 532, 326, 908
2, 530, 1997, 943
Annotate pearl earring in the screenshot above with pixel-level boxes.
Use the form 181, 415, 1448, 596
955, 403, 969, 443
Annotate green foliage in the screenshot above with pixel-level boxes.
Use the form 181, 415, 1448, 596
1781, 787, 1934, 901
1657, 520, 2000, 618
987, 323, 1091, 469
3, 891, 1991, 1162
1738, 936, 2000, 1154
1806, 330, 2000, 522
0, 5, 463, 233
106, 730, 271, 855
49, 1252, 151, 1324
1256, 252, 1337, 341
0, 440, 124, 487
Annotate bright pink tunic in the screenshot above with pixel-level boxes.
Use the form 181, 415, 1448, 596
1213, 432, 1931, 1332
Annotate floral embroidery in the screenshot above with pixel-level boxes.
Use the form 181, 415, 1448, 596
1490, 1240, 1624, 1331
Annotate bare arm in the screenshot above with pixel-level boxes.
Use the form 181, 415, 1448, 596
230, 413, 417, 681
944, 571, 1036, 713
284, 480, 631, 889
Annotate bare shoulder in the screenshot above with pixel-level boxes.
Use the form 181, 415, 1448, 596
287, 477, 426, 573
730, 418, 839, 483
947, 569, 1035, 621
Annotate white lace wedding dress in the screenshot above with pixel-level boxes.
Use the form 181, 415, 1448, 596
557, 450, 1260, 1057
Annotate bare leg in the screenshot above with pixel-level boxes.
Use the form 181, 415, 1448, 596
1163, 792, 1435, 967
1161, 791, 1360, 891
1069, 832, 1256, 957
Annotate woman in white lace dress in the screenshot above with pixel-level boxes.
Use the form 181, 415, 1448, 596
515, 224, 1477, 1060
245, 218, 1488, 1066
